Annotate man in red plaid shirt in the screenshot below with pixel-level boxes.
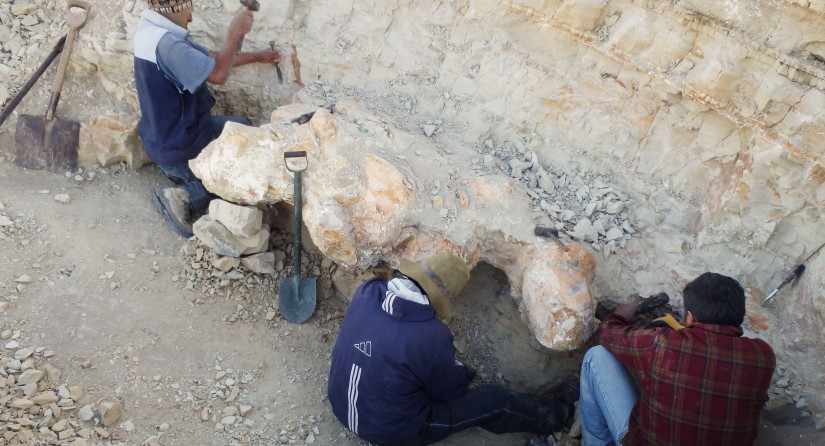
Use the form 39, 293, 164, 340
578, 272, 776, 445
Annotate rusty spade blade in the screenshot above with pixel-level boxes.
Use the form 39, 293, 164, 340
14, 0, 89, 173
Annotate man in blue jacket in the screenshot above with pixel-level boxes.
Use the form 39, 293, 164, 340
133, 0, 279, 237
328, 253, 578, 446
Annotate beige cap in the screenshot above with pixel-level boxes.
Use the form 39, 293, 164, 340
147, 0, 193, 14
398, 253, 470, 320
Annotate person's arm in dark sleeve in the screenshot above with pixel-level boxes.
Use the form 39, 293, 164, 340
598, 311, 661, 383
420, 329, 469, 402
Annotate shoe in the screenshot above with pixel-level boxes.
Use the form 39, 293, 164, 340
545, 376, 580, 407
153, 187, 193, 238
541, 376, 580, 429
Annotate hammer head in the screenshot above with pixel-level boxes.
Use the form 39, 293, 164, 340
240, 0, 260, 11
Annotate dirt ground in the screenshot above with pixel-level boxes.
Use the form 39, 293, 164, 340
1, 136, 824, 445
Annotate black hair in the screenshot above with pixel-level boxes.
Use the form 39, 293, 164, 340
683, 272, 746, 326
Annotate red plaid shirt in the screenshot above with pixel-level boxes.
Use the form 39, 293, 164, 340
599, 314, 775, 446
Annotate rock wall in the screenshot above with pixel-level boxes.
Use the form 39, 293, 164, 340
3, 0, 824, 423
264, 0, 825, 420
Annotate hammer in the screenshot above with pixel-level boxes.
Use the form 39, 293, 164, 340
269, 40, 283, 84
236, 0, 260, 53
534, 225, 569, 252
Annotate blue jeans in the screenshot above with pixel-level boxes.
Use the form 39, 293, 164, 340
579, 346, 640, 446
384, 385, 568, 446
158, 115, 249, 214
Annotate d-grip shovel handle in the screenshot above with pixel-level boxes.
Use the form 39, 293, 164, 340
46, 0, 90, 121
284, 151, 308, 281
284, 150, 308, 172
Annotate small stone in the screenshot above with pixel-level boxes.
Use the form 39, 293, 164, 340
222, 406, 238, 416
422, 124, 437, 137
54, 194, 71, 204
605, 227, 624, 241
239, 405, 253, 416
95, 427, 110, 438
31, 392, 59, 405
14, 347, 34, 359
52, 419, 68, 432
15, 274, 33, 283
79, 405, 94, 421
215, 423, 225, 432
1, 329, 12, 339
18, 369, 45, 385
22, 382, 38, 396
606, 201, 625, 214
100, 401, 123, 426
158, 423, 170, 431
69, 385, 83, 401
201, 407, 211, 421
11, 398, 35, 409
221, 416, 236, 425
120, 420, 135, 432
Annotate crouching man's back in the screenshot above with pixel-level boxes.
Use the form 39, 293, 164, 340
328, 277, 468, 444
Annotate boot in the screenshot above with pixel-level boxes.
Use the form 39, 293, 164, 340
153, 187, 193, 238
540, 376, 580, 431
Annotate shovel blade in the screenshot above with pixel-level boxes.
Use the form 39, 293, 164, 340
278, 276, 317, 324
15, 114, 79, 173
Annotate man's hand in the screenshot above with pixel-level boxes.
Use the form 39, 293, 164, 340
228, 10, 254, 41
614, 303, 638, 324
253, 49, 281, 64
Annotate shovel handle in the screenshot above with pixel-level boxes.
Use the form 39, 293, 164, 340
284, 151, 308, 281
46, 1, 90, 120
284, 151, 308, 172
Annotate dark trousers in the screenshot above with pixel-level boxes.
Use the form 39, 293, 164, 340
158, 115, 249, 214
384, 386, 567, 446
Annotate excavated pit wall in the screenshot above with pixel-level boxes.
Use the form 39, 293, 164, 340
7, 0, 822, 423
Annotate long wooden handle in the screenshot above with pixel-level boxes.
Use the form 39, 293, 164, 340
45, 28, 77, 120
45, 0, 90, 120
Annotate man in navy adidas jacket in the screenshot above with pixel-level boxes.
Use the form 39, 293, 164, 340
328, 254, 578, 446
133, 0, 279, 237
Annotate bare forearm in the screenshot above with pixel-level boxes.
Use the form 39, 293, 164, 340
207, 41, 240, 85
232, 52, 266, 67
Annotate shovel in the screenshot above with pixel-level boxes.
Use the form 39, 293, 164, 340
279, 151, 317, 324
14, 0, 90, 173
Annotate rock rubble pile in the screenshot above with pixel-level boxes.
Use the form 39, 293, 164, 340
1, 330, 125, 445
298, 82, 639, 260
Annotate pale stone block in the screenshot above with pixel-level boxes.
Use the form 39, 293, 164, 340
241, 252, 276, 275
193, 216, 270, 257
208, 199, 263, 238
78, 115, 149, 169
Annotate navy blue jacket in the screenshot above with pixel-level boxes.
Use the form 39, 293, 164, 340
328, 278, 469, 445
133, 10, 216, 167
